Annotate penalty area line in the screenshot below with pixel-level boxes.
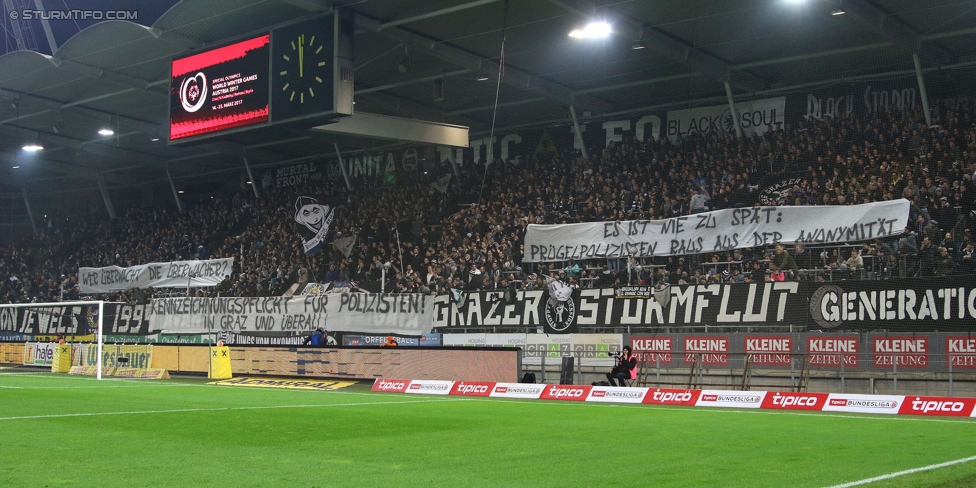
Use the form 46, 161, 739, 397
825, 455, 976, 487
0, 397, 462, 421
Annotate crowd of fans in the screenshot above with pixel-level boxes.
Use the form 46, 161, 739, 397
2, 96, 975, 304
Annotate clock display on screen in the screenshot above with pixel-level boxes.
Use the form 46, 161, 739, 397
271, 18, 335, 123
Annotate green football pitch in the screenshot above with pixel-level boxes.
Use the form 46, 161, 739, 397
1, 371, 974, 487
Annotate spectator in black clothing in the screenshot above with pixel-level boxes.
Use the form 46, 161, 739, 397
935, 247, 955, 277
918, 237, 937, 277
606, 346, 637, 387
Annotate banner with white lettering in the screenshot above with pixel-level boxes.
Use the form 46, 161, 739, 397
0, 303, 152, 336
432, 283, 805, 333
788, 79, 932, 123
433, 276, 976, 332
666, 97, 785, 142
523, 199, 909, 262
79, 258, 233, 293
806, 276, 976, 331
147, 294, 435, 335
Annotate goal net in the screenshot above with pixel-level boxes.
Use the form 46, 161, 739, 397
0, 300, 149, 380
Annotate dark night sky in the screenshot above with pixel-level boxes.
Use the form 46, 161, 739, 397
2, 0, 179, 55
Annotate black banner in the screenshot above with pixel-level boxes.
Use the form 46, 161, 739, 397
432, 282, 804, 332
783, 77, 960, 125
0, 303, 152, 336
433, 277, 976, 333
807, 276, 976, 331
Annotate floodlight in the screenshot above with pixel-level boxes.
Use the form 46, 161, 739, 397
569, 22, 612, 39
98, 128, 114, 136
22, 144, 43, 152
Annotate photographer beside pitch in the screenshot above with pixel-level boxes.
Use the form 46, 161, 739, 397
605, 346, 637, 387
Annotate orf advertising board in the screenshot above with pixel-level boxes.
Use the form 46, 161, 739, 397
170, 35, 270, 142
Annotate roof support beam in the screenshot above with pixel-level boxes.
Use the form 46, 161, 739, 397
149, 27, 204, 50
835, 0, 953, 65
356, 69, 471, 95
548, 0, 764, 93
355, 13, 612, 114
21, 184, 36, 234
731, 42, 891, 70
0, 148, 137, 186
378, 0, 502, 30
52, 59, 168, 96
0, 88, 165, 137
281, 0, 610, 112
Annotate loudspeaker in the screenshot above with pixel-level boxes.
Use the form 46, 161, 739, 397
559, 356, 575, 385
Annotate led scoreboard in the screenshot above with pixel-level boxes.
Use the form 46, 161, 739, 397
169, 35, 271, 141
169, 11, 353, 144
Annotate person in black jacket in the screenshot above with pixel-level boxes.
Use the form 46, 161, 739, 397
606, 346, 638, 387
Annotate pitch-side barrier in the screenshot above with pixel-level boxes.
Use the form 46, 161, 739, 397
371, 379, 976, 418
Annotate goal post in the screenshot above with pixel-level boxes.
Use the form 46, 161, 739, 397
0, 300, 106, 379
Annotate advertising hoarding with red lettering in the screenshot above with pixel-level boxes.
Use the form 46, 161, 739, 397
489, 383, 546, 399
695, 390, 765, 408
822, 394, 903, 414
587, 386, 647, 403
404, 380, 454, 395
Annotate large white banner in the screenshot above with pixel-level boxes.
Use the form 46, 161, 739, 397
79, 258, 234, 293
523, 200, 910, 262
147, 294, 435, 335
666, 96, 785, 141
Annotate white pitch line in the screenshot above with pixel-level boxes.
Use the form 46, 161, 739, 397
825, 455, 976, 487
0, 397, 461, 421
0, 384, 196, 390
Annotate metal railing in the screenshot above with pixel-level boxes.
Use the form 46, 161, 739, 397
526, 351, 976, 397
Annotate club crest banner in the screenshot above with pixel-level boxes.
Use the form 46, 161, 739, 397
79, 258, 233, 293
523, 200, 910, 262
294, 196, 335, 254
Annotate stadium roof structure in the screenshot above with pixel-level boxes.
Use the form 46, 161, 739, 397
0, 0, 974, 206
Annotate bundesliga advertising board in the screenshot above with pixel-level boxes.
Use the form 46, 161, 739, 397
373, 380, 976, 418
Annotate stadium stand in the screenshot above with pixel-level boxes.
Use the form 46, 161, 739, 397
2, 96, 975, 303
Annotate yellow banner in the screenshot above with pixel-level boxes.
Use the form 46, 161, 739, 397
208, 377, 355, 391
